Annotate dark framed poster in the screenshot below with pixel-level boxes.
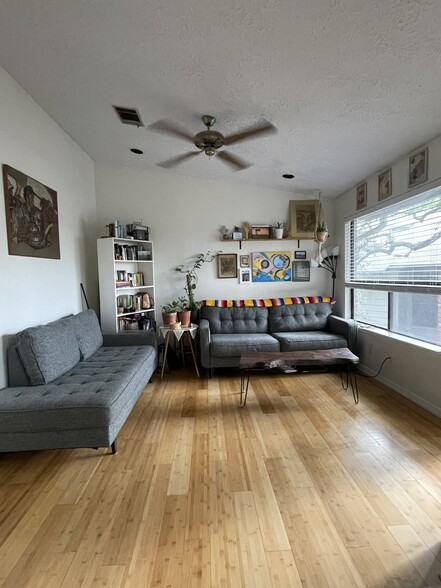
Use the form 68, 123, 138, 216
292, 260, 310, 282
3, 164, 60, 259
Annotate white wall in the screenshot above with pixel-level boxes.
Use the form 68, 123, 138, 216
95, 163, 335, 317
0, 67, 97, 388
333, 133, 441, 416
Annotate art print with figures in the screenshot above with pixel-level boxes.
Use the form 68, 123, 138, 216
252, 251, 292, 282
3, 165, 60, 259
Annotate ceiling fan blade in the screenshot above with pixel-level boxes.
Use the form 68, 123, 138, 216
157, 151, 201, 168
148, 119, 194, 143
224, 119, 277, 145
217, 150, 251, 171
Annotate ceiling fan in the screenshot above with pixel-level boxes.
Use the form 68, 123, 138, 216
148, 115, 277, 171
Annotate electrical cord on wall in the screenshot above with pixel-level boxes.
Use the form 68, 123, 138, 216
356, 356, 391, 378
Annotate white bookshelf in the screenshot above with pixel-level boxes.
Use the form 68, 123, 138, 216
97, 237, 156, 333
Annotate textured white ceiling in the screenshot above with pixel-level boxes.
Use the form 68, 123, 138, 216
1, 0, 441, 197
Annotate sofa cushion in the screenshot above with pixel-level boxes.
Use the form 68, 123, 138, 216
272, 331, 347, 351
200, 306, 269, 334
268, 302, 332, 332
210, 333, 279, 357
16, 316, 81, 385
72, 310, 103, 360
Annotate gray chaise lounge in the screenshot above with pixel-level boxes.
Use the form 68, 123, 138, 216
0, 309, 157, 454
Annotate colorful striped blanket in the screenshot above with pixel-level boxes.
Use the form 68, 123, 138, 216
200, 296, 332, 308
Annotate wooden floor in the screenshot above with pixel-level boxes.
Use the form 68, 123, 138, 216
2, 369, 441, 587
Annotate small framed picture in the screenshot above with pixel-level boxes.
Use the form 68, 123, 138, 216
239, 254, 250, 267
217, 253, 237, 278
239, 268, 252, 284
294, 250, 307, 260
292, 260, 310, 282
232, 231, 243, 240
356, 182, 367, 210
378, 168, 392, 201
409, 147, 428, 188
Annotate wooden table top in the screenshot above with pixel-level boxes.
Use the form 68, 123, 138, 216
239, 348, 359, 369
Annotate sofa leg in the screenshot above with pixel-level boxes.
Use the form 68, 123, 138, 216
111, 440, 118, 454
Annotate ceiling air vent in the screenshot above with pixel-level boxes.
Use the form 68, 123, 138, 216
112, 105, 144, 127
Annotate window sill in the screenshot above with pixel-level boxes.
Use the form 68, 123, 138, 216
358, 324, 441, 353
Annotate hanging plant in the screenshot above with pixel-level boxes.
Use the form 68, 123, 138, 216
314, 194, 328, 259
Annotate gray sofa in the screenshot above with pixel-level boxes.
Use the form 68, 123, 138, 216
0, 309, 157, 454
199, 301, 357, 371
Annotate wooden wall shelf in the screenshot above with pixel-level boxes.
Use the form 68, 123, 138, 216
222, 238, 302, 249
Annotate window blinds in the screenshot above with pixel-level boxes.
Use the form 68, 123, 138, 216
345, 186, 441, 293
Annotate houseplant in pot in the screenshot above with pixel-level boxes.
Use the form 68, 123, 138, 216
176, 297, 191, 327
175, 251, 220, 322
161, 300, 179, 325
273, 222, 284, 239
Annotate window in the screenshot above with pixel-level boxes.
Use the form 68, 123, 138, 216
345, 185, 441, 346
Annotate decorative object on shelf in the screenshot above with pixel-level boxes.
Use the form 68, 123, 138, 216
311, 246, 339, 298
273, 221, 284, 239
217, 253, 238, 278
242, 222, 250, 239
126, 220, 150, 241
292, 260, 311, 282
232, 226, 243, 240
175, 250, 221, 310
239, 268, 252, 283
239, 254, 250, 267
289, 199, 319, 239
378, 168, 392, 200
251, 224, 271, 239
294, 250, 307, 260
356, 182, 367, 210
3, 164, 60, 259
408, 147, 428, 187
219, 225, 230, 240
252, 251, 292, 282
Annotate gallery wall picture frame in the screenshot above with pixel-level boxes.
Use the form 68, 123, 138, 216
289, 200, 319, 239
292, 260, 311, 282
356, 182, 367, 211
239, 268, 252, 284
378, 168, 392, 201
252, 251, 292, 282
239, 254, 250, 267
294, 250, 307, 260
217, 253, 237, 278
3, 164, 60, 259
409, 147, 428, 188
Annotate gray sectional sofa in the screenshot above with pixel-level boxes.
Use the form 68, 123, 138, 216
199, 301, 357, 371
0, 309, 157, 454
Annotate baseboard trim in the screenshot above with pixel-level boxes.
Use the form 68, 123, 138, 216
359, 363, 441, 419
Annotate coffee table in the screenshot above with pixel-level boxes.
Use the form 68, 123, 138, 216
239, 348, 359, 407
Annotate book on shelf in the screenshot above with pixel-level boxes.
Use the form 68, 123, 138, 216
116, 280, 130, 288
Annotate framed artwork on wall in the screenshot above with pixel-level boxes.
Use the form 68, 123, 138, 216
239, 254, 250, 267
356, 182, 367, 210
239, 268, 252, 283
289, 200, 319, 239
378, 168, 392, 201
294, 250, 307, 260
217, 253, 237, 278
409, 147, 428, 188
292, 260, 311, 282
252, 251, 292, 282
2, 164, 60, 259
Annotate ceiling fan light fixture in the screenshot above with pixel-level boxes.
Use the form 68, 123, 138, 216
204, 147, 216, 157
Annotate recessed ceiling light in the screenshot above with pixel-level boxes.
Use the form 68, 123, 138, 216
130, 148, 143, 155
282, 173, 295, 179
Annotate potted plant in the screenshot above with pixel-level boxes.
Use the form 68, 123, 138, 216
175, 251, 220, 322
273, 221, 284, 239
315, 222, 328, 243
161, 300, 179, 325
176, 297, 191, 327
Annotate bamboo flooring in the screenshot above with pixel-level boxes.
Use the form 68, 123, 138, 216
2, 369, 441, 587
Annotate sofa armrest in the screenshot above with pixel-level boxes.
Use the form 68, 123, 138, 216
102, 329, 157, 349
199, 319, 212, 368
327, 315, 358, 351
